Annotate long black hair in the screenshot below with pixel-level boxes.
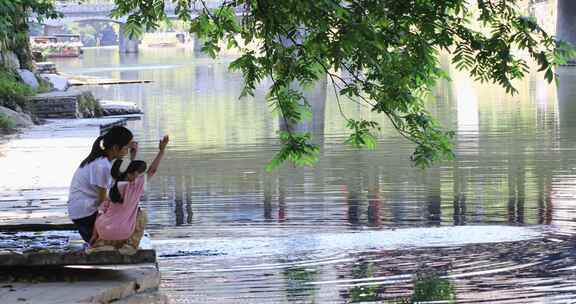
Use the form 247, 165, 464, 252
109, 159, 147, 204
79, 126, 133, 168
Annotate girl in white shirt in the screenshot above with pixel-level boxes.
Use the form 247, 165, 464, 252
68, 126, 136, 243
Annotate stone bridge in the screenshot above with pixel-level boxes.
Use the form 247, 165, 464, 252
47, 1, 225, 25
40, 0, 227, 53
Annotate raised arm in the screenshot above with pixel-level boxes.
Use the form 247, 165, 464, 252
147, 135, 169, 178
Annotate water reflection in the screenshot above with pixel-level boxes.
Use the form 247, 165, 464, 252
174, 175, 194, 226
41, 48, 576, 302
411, 274, 455, 303
279, 77, 327, 140
282, 266, 318, 302
341, 259, 382, 302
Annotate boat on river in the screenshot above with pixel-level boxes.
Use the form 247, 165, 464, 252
30, 34, 83, 58
143, 32, 189, 48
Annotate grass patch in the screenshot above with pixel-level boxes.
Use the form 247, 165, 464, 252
0, 67, 34, 111
77, 91, 103, 117
0, 112, 16, 131
36, 76, 53, 94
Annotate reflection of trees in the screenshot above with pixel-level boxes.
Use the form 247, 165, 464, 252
257, 76, 329, 223
174, 175, 193, 226
282, 266, 319, 303
411, 273, 455, 303
342, 260, 383, 302
426, 169, 442, 226
507, 161, 525, 224
194, 63, 215, 94
278, 175, 286, 222
263, 176, 273, 220
279, 76, 327, 140
154, 62, 565, 227
367, 185, 382, 228
346, 186, 361, 226
340, 257, 456, 303
430, 64, 563, 226
119, 52, 141, 81
341, 152, 383, 228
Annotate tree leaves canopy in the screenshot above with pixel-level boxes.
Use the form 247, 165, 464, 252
0, 0, 60, 50
113, 0, 568, 170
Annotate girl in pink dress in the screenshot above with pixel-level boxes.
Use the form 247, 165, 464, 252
89, 135, 169, 254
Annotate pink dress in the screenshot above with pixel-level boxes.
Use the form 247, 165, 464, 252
95, 175, 146, 240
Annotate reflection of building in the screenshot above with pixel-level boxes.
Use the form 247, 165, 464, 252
529, 0, 557, 35
100, 25, 118, 46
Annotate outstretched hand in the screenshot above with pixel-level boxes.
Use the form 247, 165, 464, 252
159, 135, 169, 151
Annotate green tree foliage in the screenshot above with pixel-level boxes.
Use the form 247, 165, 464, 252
113, 0, 568, 169
0, 0, 60, 69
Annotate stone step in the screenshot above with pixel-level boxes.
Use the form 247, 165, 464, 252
30, 91, 85, 118
0, 230, 156, 267
29, 91, 142, 119
29, 91, 104, 119
0, 266, 162, 304
0, 223, 75, 232
0, 249, 157, 267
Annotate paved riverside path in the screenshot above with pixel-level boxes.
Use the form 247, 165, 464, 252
0, 265, 165, 303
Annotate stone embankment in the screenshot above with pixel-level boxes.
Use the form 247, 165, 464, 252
30, 91, 101, 118
30, 92, 143, 118
27, 61, 143, 119
0, 55, 143, 136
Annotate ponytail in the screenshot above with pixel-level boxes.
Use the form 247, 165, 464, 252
109, 180, 124, 204
109, 159, 124, 203
79, 136, 106, 168
111, 159, 124, 179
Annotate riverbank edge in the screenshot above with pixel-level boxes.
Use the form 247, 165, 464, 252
0, 265, 166, 304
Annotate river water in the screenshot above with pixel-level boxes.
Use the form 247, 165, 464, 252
26, 47, 576, 302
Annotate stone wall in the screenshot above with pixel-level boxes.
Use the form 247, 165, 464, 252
30, 91, 102, 119
30, 91, 79, 118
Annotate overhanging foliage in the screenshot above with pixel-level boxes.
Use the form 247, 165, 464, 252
113, 0, 571, 170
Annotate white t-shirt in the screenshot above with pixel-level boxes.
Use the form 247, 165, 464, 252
67, 157, 113, 220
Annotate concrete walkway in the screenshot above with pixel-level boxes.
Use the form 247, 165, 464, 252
0, 266, 165, 304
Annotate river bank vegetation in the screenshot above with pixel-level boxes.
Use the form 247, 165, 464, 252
0, 0, 59, 132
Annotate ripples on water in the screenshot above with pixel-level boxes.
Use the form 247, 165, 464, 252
14, 48, 576, 302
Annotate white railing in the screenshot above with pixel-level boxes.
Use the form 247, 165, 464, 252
55, 1, 225, 15
56, 4, 115, 14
